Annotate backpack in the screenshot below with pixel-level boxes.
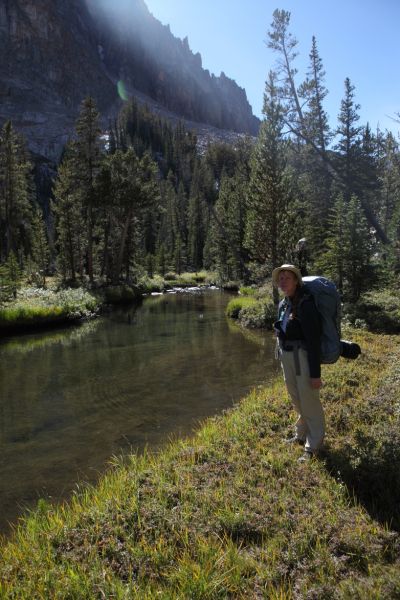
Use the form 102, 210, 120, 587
301, 275, 342, 364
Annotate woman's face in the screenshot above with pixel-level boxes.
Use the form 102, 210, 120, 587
278, 270, 298, 297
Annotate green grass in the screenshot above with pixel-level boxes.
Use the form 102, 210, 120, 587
0, 287, 99, 331
225, 295, 258, 318
138, 272, 218, 293
165, 271, 218, 287
238, 286, 256, 296
226, 294, 276, 328
238, 297, 276, 329
344, 288, 400, 333
1, 330, 400, 598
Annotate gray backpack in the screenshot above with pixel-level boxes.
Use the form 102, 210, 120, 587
302, 276, 342, 364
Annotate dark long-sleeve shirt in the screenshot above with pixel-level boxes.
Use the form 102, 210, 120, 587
275, 289, 322, 378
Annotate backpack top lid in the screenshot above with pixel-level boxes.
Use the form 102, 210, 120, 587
301, 275, 342, 364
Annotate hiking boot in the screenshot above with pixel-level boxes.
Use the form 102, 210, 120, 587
298, 450, 314, 463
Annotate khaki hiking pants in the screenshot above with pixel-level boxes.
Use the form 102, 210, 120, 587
280, 347, 325, 453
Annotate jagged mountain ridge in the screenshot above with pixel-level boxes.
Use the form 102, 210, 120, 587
0, 0, 259, 161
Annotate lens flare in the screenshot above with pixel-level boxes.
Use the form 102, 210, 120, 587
117, 80, 128, 101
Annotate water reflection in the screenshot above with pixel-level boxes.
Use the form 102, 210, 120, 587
0, 290, 277, 534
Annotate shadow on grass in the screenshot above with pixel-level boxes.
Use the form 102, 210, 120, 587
322, 432, 400, 532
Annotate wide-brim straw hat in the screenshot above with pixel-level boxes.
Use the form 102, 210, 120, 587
272, 264, 303, 286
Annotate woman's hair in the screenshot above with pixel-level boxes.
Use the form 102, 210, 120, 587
290, 281, 302, 317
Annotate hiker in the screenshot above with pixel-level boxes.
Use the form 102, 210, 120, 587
272, 264, 325, 462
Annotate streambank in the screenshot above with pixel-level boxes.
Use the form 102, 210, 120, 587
0, 287, 101, 334
0, 289, 274, 537
0, 273, 221, 335
1, 329, 399, 598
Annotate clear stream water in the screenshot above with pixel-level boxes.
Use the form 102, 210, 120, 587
0, 289, 277, 535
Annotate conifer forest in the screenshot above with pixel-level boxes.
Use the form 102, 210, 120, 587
0, 10, 399, 305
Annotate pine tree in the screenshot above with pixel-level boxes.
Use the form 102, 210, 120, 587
297, 36, 333, 253
173, 232, 186, 274
201, 143, 251, 279
101, 149, 159, 283
30, 208, 50, 287
315, 193, 346, 294
266, 15, 337, 260
376, 133, 400, 275
266, 10, 388, 245
187, 160, 206, 270
316, 193, 371, 301
145, 253, 155, 277
176, 180, 188, 247
205, 169, 248, 282
156, 243, 167, 275
300, 36, 331, 152
53, 154, 85, 282
0, 121, 32, 263
377, 133, 400, 235
267, 9, 304, 136
187, 191, 205, 271
73, 97, 102, 282
158, 175, 180, 269
172, 121, 197, 191
334, 78, 363, 201
0, 252, 23, 301
343, 195, 372, 301
244, 72, 297, 297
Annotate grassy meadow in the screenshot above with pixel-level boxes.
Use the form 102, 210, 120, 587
1, 327, 399, 598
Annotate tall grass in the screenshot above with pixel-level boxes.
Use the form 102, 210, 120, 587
0, 287, 99, 330
226, 294, 276, 328
1, 330, 399, 598
138, 271, 218, 293
225, 295, 258, 318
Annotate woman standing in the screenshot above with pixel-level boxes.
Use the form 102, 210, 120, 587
272, 264, 325, 461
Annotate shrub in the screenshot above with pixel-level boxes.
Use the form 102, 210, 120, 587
239, 297, 276, 329
167, 271, 218, 287
164, 271, 178, 281
343, 288, 400, 333
137, 275, 165, 293
239, 286, 256, 296
203, 271, 218, 285
193, 270, 207, 283
222, 281, 240, 292
254, 281, 273, 300
0, 287, 100, 330
225, 296, 258, 319
103, 285, 141, 304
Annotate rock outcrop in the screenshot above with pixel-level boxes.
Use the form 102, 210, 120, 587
0, 0, 259, 161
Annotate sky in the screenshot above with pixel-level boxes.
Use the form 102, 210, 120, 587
144, 0, 400, 137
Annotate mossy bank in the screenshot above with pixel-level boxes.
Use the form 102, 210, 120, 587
1, 329, 399, 598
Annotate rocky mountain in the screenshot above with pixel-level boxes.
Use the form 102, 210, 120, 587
0, 0, 259, 162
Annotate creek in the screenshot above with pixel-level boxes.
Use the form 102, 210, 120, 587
0, 289, 277, 534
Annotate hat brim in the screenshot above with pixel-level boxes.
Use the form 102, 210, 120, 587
272, 265, 303, 287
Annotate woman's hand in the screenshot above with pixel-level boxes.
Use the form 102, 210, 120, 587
310, 378, 323, 389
